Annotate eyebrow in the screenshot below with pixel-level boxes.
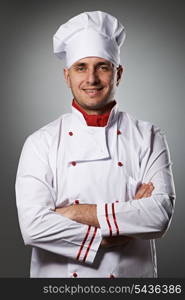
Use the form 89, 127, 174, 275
73, 63, 87, 67
72, 61, 112, 68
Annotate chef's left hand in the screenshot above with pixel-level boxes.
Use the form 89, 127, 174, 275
101, 235, 133, 248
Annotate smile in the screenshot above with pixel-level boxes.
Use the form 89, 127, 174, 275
82, 88, 103, 96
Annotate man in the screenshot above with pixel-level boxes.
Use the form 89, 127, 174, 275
15, 11, 175, 278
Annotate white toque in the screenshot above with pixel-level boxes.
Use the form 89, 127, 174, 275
53, 11, 126, 68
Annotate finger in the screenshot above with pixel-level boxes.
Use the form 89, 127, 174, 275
142, 183, 154, 198
134, 182, 154, 199
134, 183, 149, 199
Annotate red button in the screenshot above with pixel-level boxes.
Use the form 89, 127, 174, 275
117, 130, 121, 135
73, 272, 78, 277
118, 162, 123, 167
74, 200, 79, 204
71, 161, 76, 166
110, 274, 115, 278
69, 131, 73, 136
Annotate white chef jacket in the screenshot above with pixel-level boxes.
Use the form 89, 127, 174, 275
15, 102, 175, 278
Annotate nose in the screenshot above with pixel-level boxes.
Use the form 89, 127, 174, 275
86, 68, 100, 85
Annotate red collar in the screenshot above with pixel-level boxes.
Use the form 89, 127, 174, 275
72, 99, 116, 127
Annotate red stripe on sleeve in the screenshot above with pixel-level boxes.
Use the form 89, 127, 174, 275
83, 227, 97, 262
76, 225, 91, 261
105, 203, 112, 237
112, 203, 119, 235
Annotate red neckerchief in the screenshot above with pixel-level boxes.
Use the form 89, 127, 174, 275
72, 99, 116, 127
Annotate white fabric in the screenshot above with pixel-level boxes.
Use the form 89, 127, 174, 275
53, 11, 126, 67
15, 103, 175, 278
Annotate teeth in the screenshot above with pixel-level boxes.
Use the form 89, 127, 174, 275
86, 90, 97, 92
84, 89, 102, 92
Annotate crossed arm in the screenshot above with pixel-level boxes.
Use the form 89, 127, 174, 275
55, 182, 154, 248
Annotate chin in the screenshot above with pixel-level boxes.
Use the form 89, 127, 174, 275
83, 99, 108, 110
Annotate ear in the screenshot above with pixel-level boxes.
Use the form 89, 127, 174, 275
116, 65, 123, 86
64, 68, 71, 88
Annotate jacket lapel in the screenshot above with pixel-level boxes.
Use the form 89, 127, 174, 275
65, 103, 119, 162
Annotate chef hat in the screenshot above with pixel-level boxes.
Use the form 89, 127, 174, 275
53, 11, 126, 68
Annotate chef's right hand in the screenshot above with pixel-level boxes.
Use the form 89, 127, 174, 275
134, 182, 154, 199
101, 182, 155, 248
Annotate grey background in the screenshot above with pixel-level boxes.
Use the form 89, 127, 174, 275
0, 0, 184, 277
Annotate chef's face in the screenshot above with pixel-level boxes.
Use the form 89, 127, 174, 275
64, 57, 123, 113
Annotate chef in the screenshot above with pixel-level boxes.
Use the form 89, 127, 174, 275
15, 11, 176, 278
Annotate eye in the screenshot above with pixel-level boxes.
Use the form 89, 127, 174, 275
76, 66, 86, 72
99, 65, 111, 71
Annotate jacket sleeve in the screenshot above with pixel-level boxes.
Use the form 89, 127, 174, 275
15, 133, 101, 264
97, 126, 176, 239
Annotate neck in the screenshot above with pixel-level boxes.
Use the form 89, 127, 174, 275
73, 99, 116, 115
